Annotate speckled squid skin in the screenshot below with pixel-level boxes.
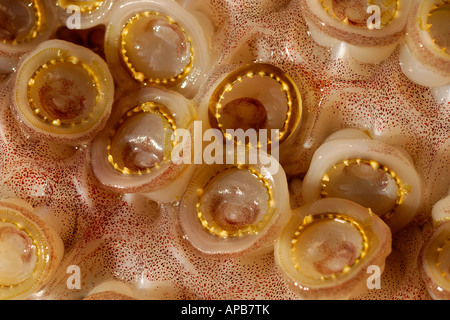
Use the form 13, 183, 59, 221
0, 0, 448, 300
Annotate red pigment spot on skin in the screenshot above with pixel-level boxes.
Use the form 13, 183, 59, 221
38, 78, 87, 120
4, 169, 54, 207
313, 241, 358, 275
219, 97, 267, 131
0, 226, 35, 264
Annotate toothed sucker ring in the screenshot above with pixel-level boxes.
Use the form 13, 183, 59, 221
0, 0, 447, 301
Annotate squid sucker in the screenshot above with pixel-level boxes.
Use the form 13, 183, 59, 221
0, 0, 448, 301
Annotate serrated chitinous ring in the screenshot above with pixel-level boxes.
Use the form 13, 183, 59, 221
299, 0, 411, 64
208, 63, 301, 147
12, 39, 114, 144
436, 236, 450, 281
299, 0, 411, 46
120, 11, 194, 85
178, 149, 290, 256
319, 158, 405, 222
418, 192, 450, 299
0, 0, 43, 45
424, 1, 450, 54
26, 55, 100, 128
419, 221, 450, 300
399, 0, 450, 87
0, 199, 64, 300
54, 0, 114, 29
302, 129, 424, 232
90, 86, 197, 203
275, 198, 392, 300
56, 0, 104, 13
320, 0, 399, 28
416, 0, 450, 57
103, 0, 210, 98
291, 213, 370, 281
106, 101, 177, 176
196, 165, 274, 239
431, 191, 450, 228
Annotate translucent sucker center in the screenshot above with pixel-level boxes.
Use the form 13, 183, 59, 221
291, 214, 368, 281
0, 222, 37, 286
121, 12, 193, 83
111, 113, 166, 172
427, 2, 450, 54
197, 167, 271, 238
108, 102, 175, 175
0, 0, 41, 44
213, 73, 292, 146
321, 0, 398, 28
28, 60, 98, 126
321, 160, 401, 219
219, 97, 267, 131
